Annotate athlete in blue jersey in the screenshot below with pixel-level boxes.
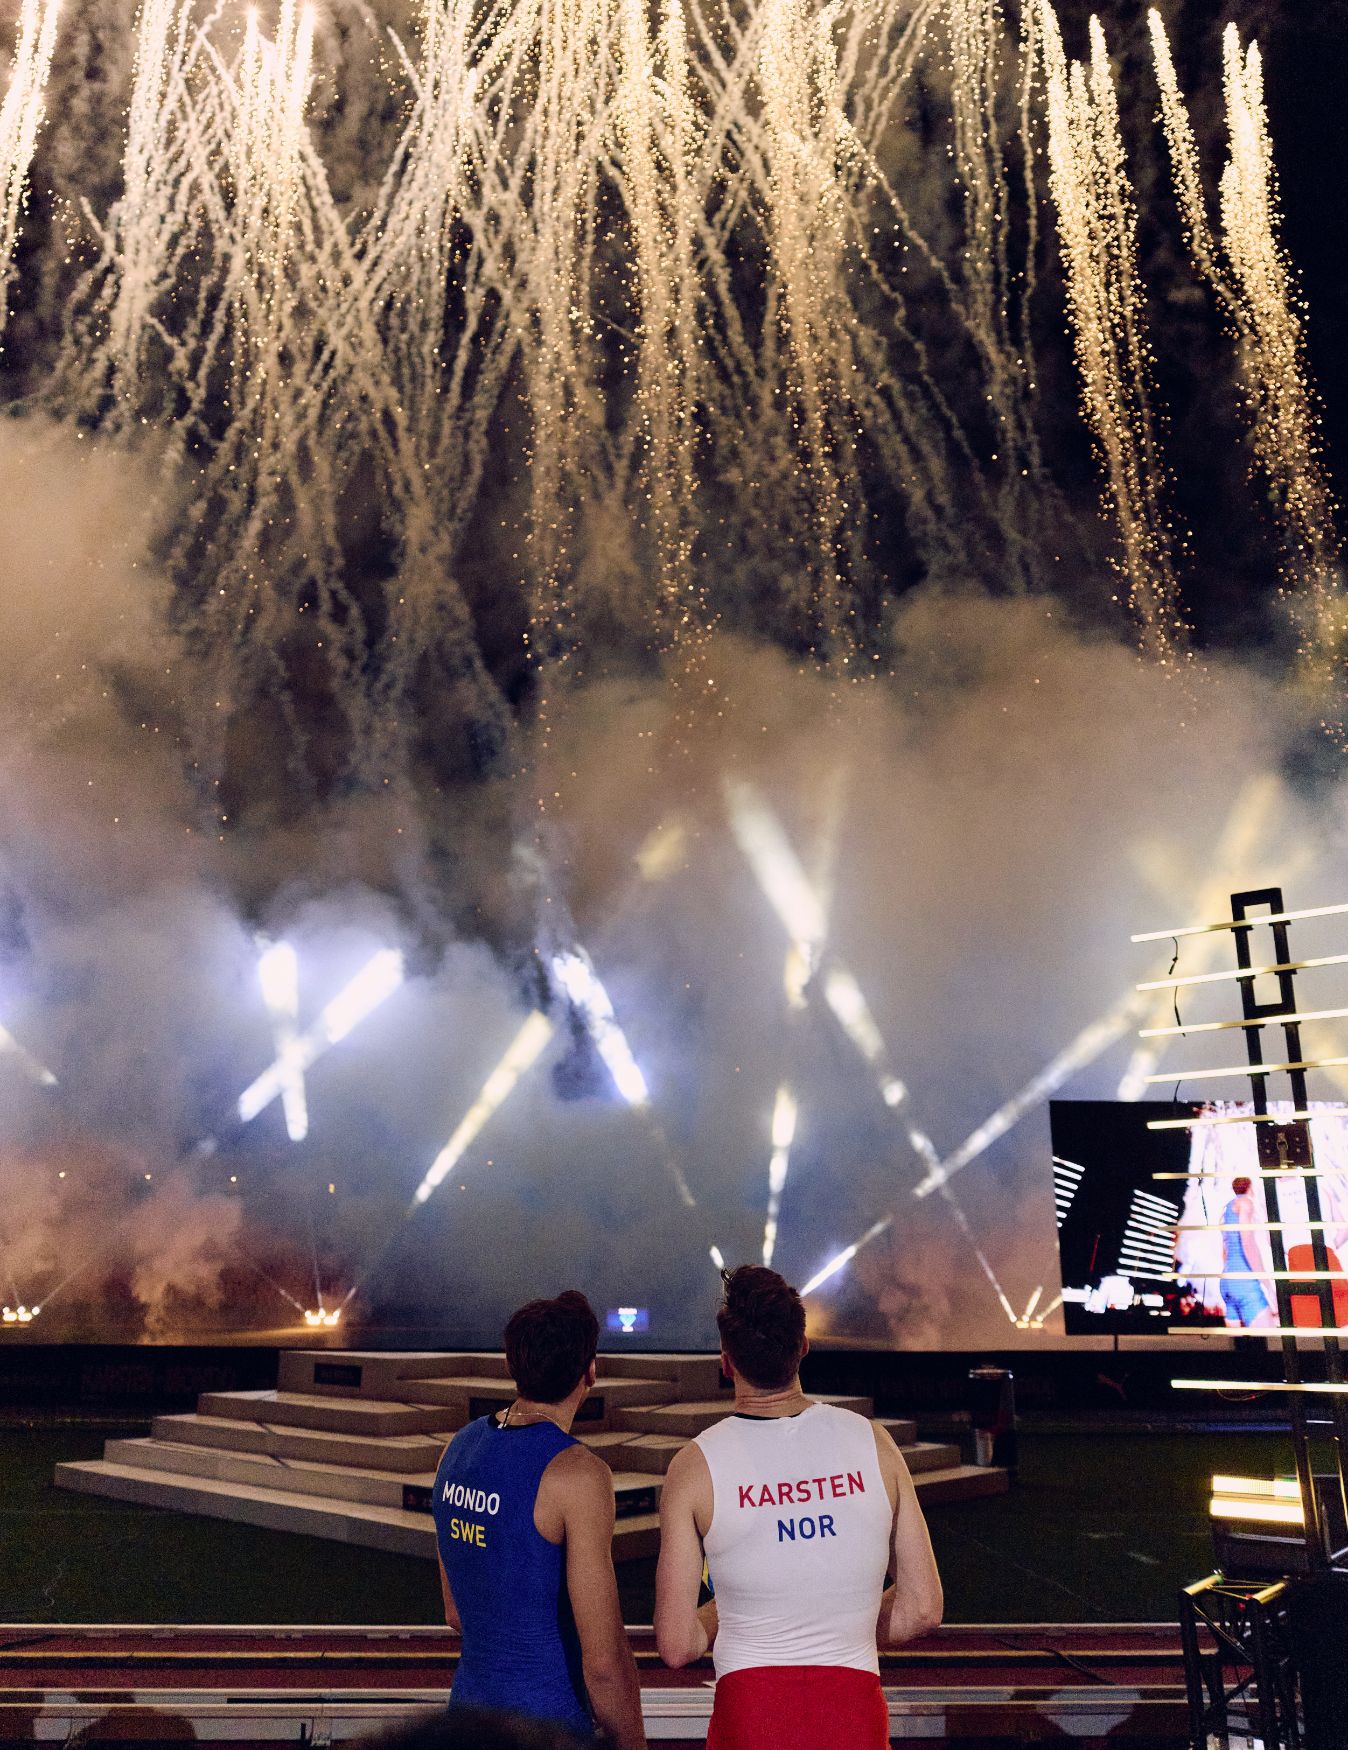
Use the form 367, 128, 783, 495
433, 1290, 647, 1750
1220, 1176, 1275, 1329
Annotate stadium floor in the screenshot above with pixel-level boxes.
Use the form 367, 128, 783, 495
1, 1423, 1309, 1625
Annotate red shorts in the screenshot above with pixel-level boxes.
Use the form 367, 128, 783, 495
706, 1665, 888, 1750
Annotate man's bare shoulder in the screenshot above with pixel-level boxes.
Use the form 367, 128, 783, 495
665, 1439, 710, 1485
545, 1440, 618, 1503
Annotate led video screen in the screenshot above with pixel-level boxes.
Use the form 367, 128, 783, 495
1051, 1101, 1348, 1335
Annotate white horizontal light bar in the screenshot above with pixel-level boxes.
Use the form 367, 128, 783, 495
1161, 1270, 1347, 1281
1210, 1495, 1305, 1527
1153, 1170, 1348, 1179
1141, 1006, 1348, 1039
1138, 952, 1348, 991
1147, 1110, 1326, 1131
1133, 901, 1348, 943
1143, 1056, 1348, 1084
1172, 1378, 1348, 1394
410, 1012, 555, 1207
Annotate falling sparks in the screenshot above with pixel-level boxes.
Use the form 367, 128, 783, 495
1037, 4, 1186, 665
0, 0, 59, 339
1150, 11, 1346, 728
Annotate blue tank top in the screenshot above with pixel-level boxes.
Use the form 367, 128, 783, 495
1222, 1198, 1254, 1274
433, 1415, 592, 1735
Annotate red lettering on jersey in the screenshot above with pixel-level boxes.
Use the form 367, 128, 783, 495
812, 1476, 827, 1497
777, 1481, 795, 1504
796, 1479, 810, 1501
757, 1484, 777, 1507
830, 1474, 846, 1498
847, 1470, 865, 1495
738, 1484, 756, 1510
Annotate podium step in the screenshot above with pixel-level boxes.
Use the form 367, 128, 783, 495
613, 1393, 873, 1437
151, 1412, 450, 1473
406, 1375, 676, 1432
277, 1350, 510, 1398
902, 1441, 963, 1475
55, 1455, 670, 1562
197, 1390, 448, 1438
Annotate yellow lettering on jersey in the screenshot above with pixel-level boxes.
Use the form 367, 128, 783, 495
449, 1517, 487, 1548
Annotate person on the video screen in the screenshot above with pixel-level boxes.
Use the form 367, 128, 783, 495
1220, 1175, 1277, 1329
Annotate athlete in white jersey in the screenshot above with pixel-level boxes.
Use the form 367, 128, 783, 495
655, 1267, 942, 1750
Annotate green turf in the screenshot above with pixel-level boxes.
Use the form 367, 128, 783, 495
0, 1424, 1310, 1625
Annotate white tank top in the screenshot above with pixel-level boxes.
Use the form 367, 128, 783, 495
694, 1402, 893, 1677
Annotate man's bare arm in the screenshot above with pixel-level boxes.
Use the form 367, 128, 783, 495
560, 1451, 648, 1750
873, 1423, 943, 1645
655, 1443, 714, 1668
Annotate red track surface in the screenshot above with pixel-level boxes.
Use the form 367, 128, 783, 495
0, 1622, 1192, 1745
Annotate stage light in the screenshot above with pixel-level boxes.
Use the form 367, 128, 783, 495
709, 1244, 726, 1271
238, 947, 404, 1124
801, 1218, 892, 1296
411, 1011, 555, 1207
762, 1085, 797, 1268
1212, 1475, 1301, 1499
550, 949, 649, 1106
257, 938, 299, 1014
256, 937, 307, 1142
319, 949, 405, 1044
723, 778, 828, 953
2, 1304, 37, 1324
303, 1308, 340, 1327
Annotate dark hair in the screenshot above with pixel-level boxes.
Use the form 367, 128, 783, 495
351, 1707, 585, 1750
504, 1290, 599, 1403
1232, 1175, 1252, 1196
716, 1265, 806, 1390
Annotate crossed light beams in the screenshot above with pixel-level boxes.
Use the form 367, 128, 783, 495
238, 946, 405, 1127
354, 942, 706, 1313
798, 773, 1295, 1312
723, 777, 1017, 1324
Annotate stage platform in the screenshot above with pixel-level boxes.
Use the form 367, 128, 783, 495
54, 1349, 1007, 1562
0, 1621, 1190, 1745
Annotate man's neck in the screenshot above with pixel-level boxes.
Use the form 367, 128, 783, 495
732, 1375, 810, 1417
504, 1394, 579, 1432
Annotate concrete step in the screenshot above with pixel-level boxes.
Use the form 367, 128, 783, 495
54, 1456, 667, 1563
196, 1389, 448, 1438
911, 1463, 1010, 1506
901, 1441, 963, 1475
612, 1393, 873, 1437
104, 1437, 436, 1511
595, 1353, 727, 1398
407, 1375, 676, 1433
277, 1350, 509, 1399
579, 1431, 639, 1468
151, 1412, 451, 1473
612, 1433, 688, 1475
877, 1418, 918, 1447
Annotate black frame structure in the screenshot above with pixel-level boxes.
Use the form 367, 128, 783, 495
1132, 887, 1348, 1748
